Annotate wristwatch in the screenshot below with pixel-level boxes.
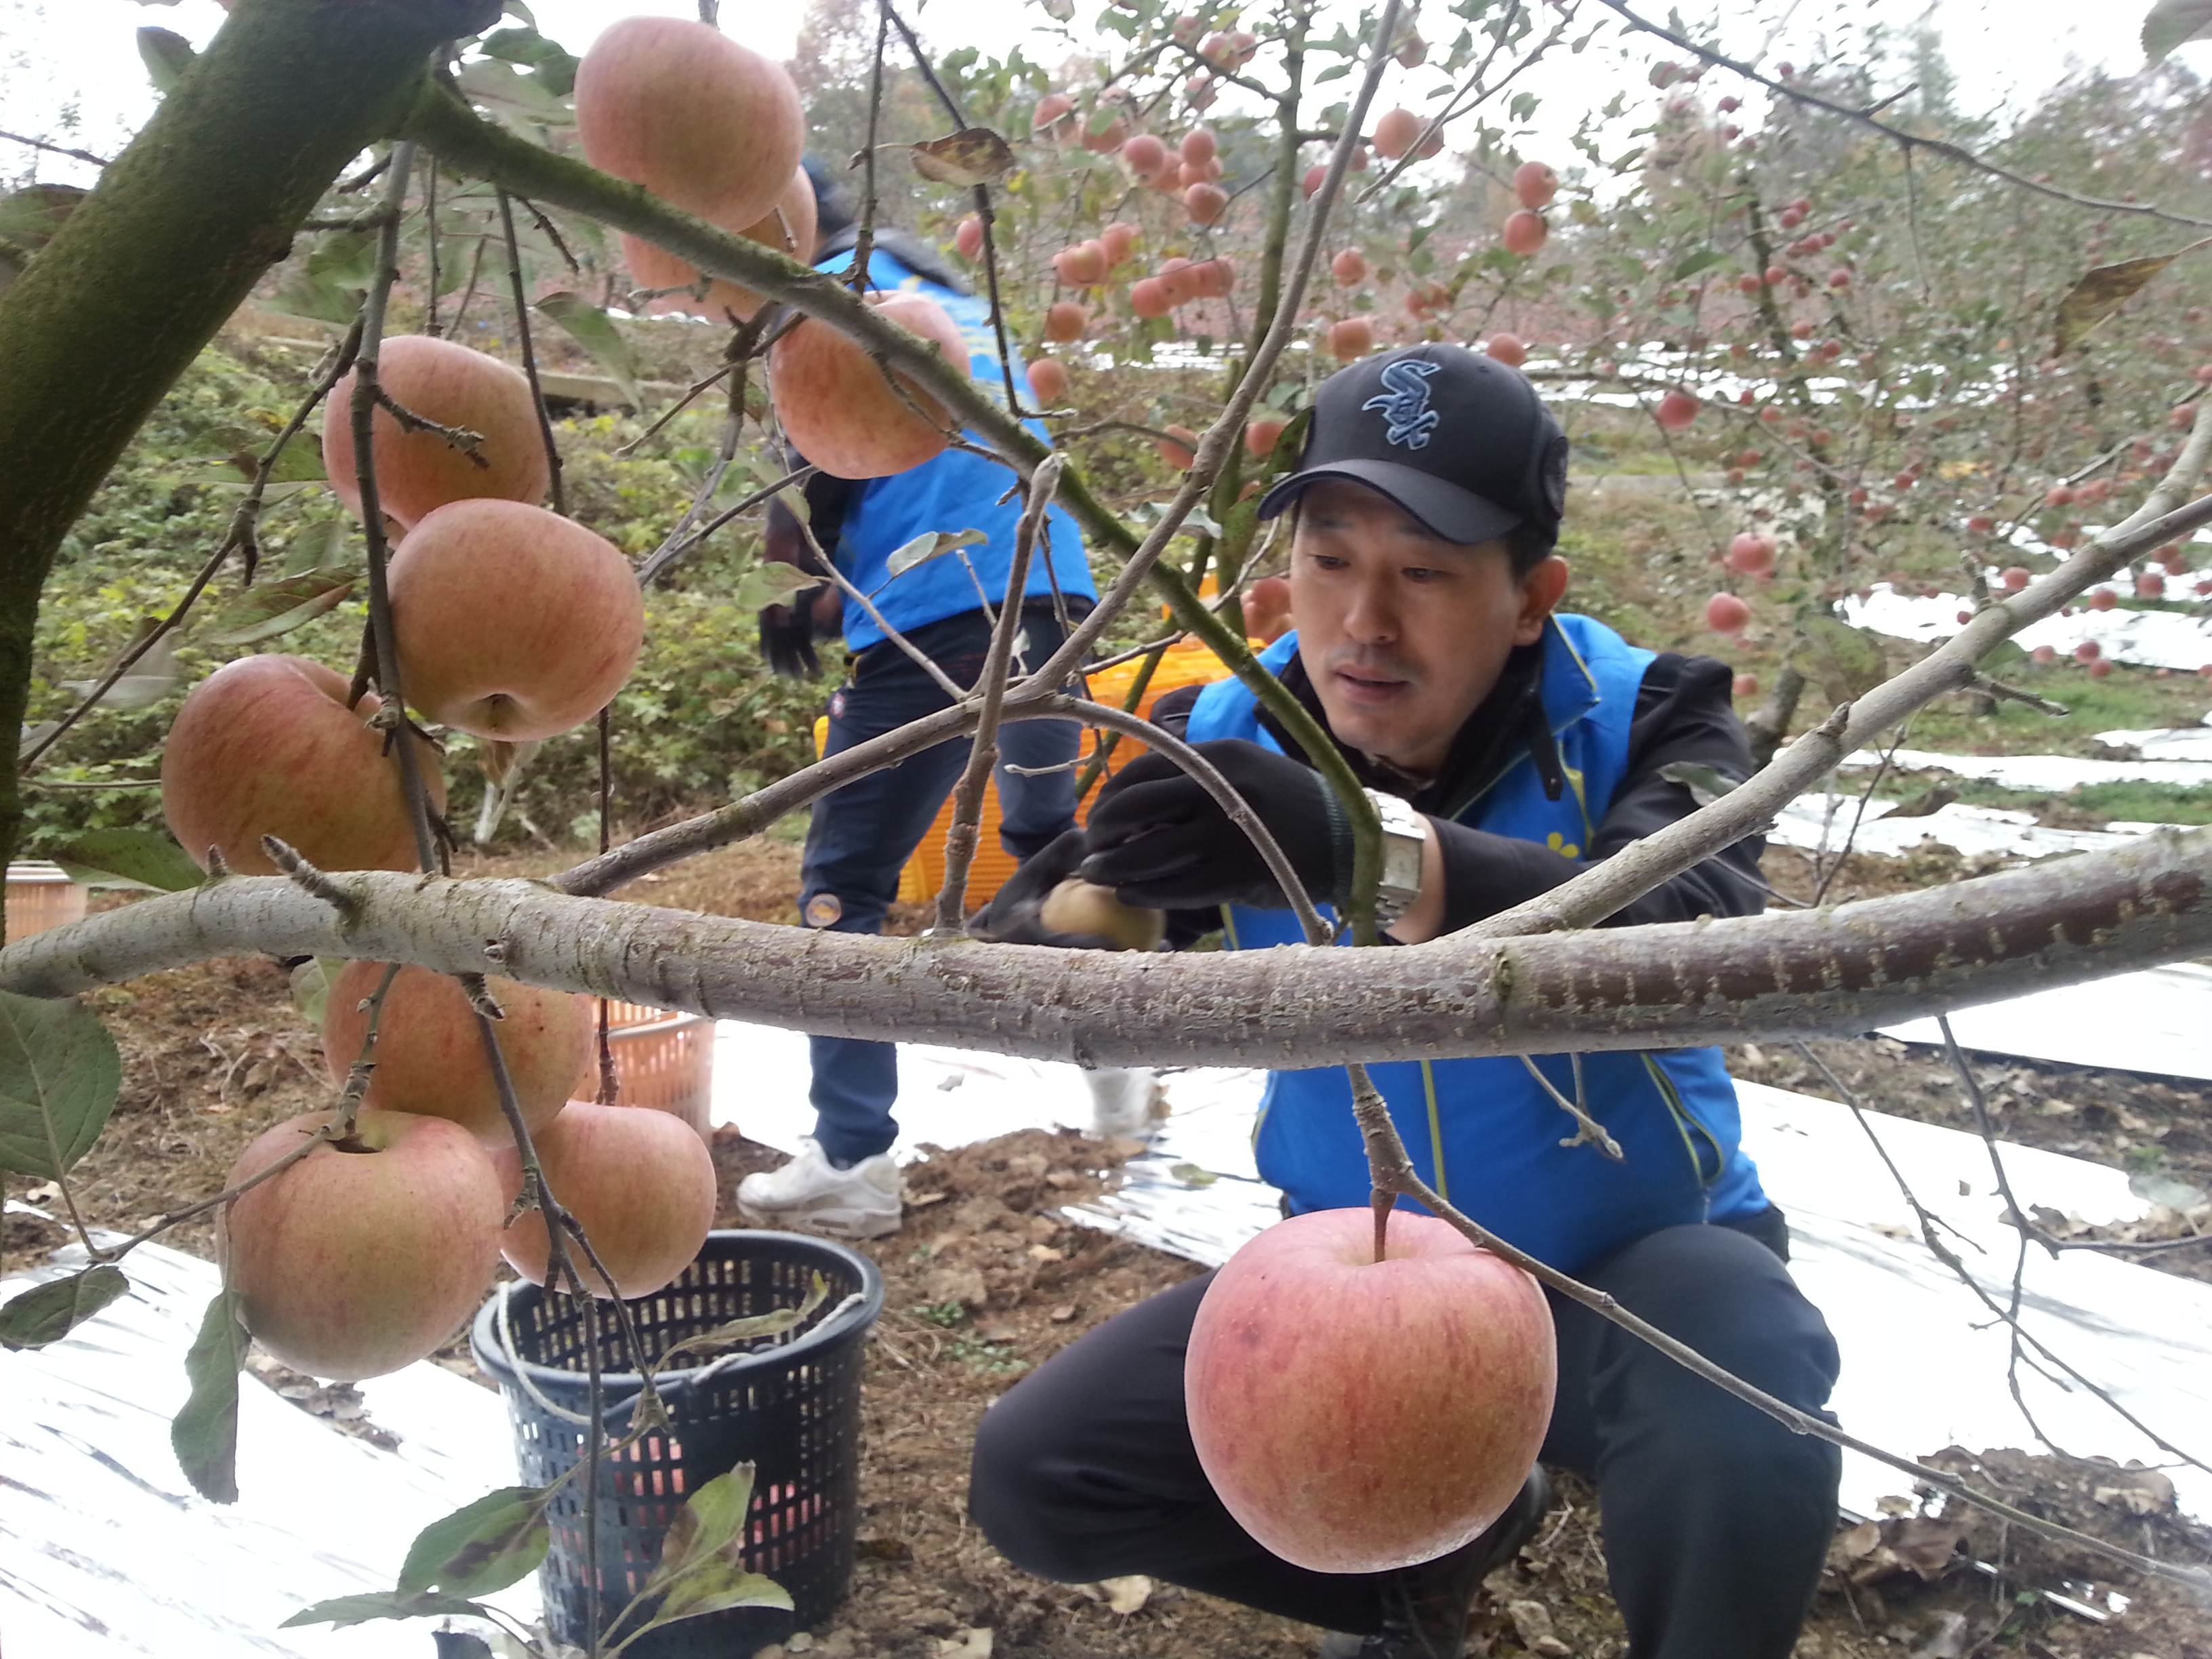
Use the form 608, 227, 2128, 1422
1364, 788, 1427, 928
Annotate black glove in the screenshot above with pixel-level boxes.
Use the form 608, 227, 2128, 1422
759, 581, 832, 678
1080, 739, 1351, 910
970, 830, 1147, 949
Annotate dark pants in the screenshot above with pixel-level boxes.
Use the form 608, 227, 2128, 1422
969, 1215, 1843, 1659
801, 604, 1084, 1166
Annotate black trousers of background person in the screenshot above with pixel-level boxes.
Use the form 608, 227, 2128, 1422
969, 1214, 1843, 1659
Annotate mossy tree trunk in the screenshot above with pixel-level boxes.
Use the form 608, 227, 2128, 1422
0, 0, 495, 872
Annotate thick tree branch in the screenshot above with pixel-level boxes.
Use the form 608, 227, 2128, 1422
5, 826, 2205, 1067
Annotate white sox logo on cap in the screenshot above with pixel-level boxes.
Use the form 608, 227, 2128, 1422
1360, 359, 1443, 450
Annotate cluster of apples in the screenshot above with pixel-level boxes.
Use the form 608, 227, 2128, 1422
157, 239, 714, 1382
572, 16, 977, 479
225, 968, 717, 1382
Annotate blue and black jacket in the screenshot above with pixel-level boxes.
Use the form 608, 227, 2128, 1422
1158, 613, 1774, 1274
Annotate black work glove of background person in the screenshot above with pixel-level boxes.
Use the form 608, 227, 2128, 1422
1080, 739, 1353, 911
758, 581, 833, 678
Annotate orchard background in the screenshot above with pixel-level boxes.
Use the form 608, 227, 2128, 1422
3, 0, 2212, 1654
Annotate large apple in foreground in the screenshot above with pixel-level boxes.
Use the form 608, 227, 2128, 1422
494, 1101, 718, 1299
321, 960, 590, 1145
221, 1110, 505, 1381
161, 654, 446, 876
1185, 1208, 1555, 1574
387, 499, 644, 741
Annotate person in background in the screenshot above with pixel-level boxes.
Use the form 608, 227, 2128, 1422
735, 161, 1097, 1240
966, 344, 1842, 1659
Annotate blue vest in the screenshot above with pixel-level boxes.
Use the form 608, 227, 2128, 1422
809, 248, 1097, 651
1185, 613, 1769, 1273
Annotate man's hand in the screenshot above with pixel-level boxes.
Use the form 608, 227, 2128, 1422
1080, 739, 1349, 911
970, 830, 1159, 949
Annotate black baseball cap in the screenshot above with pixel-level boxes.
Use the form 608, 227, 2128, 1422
1257, 344, 1569, 547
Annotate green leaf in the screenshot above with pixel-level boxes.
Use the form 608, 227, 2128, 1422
398, 1486, 553, 1598
2144, 0, 2212, 61
204, 567, 359, 646
1788, 614, 1889, 706
0, 1265, 129, 1351
534, 291, 641, 408
281, 517, 351, 578
0, 992, 122, 1180
661, 1272, 830, 1364
58, 626, 182, 712
281, 1591, 491, 1629
1670, 249, 1725, 281
884, 528, 987, 579
730, 564, 816, 612
477, 26, 579, 96
137, 26, 195, 91
289, 958, 336, 1026
649, 1561, 794, 1626
649, 1465, 758, 1589
172, 1290, 247, 1504
52, 829, 204, 893
455, 56, 575, 126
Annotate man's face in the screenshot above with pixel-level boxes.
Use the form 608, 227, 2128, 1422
1288, 479, 1568, 777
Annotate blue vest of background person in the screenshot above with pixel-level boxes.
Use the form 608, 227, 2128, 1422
965, 345, 1844, 1659
737, 164, 1096, 1241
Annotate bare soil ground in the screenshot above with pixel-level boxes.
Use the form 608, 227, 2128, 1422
12, 836, 2210, 1658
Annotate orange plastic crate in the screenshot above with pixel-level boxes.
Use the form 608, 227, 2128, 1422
578, 1002, 715, 1139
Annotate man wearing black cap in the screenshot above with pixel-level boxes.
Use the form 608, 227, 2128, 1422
965, 345, 1843, 1659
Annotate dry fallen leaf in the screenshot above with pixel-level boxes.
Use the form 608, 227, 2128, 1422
910, 128, 1018, 186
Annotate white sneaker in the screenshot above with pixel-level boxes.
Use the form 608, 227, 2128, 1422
735, 1137, 904, 1240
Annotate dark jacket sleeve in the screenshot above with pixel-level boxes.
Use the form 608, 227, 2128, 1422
1431, 653, 1767, 931
764, 467, 859, 573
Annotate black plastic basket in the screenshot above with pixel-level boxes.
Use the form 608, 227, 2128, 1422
472, 1230, 884, 1658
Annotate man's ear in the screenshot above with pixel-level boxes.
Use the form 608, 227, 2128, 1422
1512, 555, 1570, 644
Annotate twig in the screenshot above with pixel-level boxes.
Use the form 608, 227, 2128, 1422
1593, 0, 2212, 231
1797, 1040, 2211, 1480
1515, 1054, 1625, 1159
634, 462, 817, 588
931, 456, 1059, 932
497, 189, 566, 516
0, 129, 111, 169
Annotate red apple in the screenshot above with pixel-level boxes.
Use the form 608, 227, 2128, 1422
1122, 132, 1168, 178
161, 655, 445, 877
1181, 127, 1217, 167
1158, 424, 1199, 470
1502, 210, 1549, 257
1242, 575, 1293, 643
388, 499, 644, 741
1101, 222, 1140, 264
1246, 417, 1287, 459
323, 959, 592, 1145
1513, 161, 1558, 209
1130, 277, 1172, 319
1332, 248, 1368, 286
1185, 182, 1229, 225
769, 289, 972, 479
2001, 567, 2031, 592
619, 163, 819, 323
955, 214, 984, 260
1725, 531, 1777, 575
323, 336, 550, 531
1655, 388, 1701, 430
1044, 300, 1090, 342
221, 1110, 505, 1380
1027, 356, 1069, 405
1054, 242, 1108, 287
1485, 332, 1528, 369
1371, 108, 1422, 161
495, 1101, 718, 1299
1329, 317, 1376, 360
1732, 673, 1759, 700
1706, 592, 1750, 632
1186, 1208, 1555, 1573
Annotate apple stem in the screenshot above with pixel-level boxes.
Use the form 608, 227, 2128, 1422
1368, 1187, 1391, 1266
